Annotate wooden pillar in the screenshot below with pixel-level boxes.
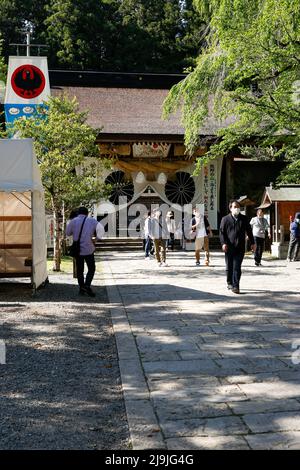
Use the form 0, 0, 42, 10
275, 201, 279, 242
225, 155, 234, 205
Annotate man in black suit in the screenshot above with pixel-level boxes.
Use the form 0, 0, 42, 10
219, 200, 256, 294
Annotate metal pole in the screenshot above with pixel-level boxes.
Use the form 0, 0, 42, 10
26, 32, 30, 57
275, 201, 278, 243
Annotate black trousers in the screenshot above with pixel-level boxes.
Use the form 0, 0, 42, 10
167, 232, 175, 250
225, 249, 244, 288
287, 234, 300, 261
76, 254, 96, 288
254, 236, 265, 264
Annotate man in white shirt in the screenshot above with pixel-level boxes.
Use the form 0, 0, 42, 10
149, 209, 168, 267
66, 206, 105, 296
250, 209, 269, 266
144, 211, 153, 259
191, 208, 212, 266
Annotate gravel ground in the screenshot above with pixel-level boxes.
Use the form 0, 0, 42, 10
0, 270, 130, 450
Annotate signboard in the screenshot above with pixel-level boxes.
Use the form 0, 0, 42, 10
202, 160, 218, 228
132, 142, 171, 158
4, 56, 50, 125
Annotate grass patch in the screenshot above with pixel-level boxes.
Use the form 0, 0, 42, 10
47, 256, 103, 274
47, 256, 74, 274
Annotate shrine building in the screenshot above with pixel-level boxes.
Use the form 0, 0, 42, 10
49, 70, 240, 235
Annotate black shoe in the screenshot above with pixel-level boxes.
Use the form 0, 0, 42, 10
255, 262, 259, 266
227, 284, 233, 290
196, 261, 200, 266
79, 288, 85, 295
232, 287, 240, 294
84, 286, 96, 297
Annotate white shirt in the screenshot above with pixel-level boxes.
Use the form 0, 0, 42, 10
144, 217, 151, 238
192, 215, 206, 238
166, 217, 176, 234
250, 216, 269, 238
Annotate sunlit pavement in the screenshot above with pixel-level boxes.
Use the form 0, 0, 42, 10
100, 250, 300, 450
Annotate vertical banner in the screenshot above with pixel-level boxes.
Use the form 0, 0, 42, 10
202, 159, 220, 229
4, 56, 50, 125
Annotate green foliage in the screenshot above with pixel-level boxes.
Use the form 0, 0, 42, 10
1, 94, 110, 270
164, 0, 300, 183
118, 0, 206, 72
0, 37, 7, 82
0, 0, 49, 57
2, 95, 109, 214
0, 0, 207, 72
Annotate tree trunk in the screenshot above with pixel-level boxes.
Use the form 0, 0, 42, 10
61, 201, 67, 256
53, 208, 61, 271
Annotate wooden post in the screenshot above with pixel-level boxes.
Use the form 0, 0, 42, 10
275, 201, 279, 243
225, 155, 234, 204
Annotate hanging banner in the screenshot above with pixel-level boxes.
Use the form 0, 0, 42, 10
202, 159, 220, 229
4, 56, 50, 124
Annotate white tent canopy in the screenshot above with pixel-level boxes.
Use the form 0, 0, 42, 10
0, 139, 43, 192
0, 139, 48, 289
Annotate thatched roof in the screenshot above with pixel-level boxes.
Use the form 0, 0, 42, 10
261, 185, 300, 204
51, 86, 234, 137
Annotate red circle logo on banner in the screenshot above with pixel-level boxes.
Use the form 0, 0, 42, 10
11, 64, 46, 99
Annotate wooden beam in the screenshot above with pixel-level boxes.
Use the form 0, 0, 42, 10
98, 143, 131, 156
114, 160, 192, 173
0, 216, 32, 221
0, 244, 32, 249
173, 144, 207, 157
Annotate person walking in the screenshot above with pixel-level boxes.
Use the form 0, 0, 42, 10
219, 200, 255, 294
287, 212, 300, 262
166, 210, 176, 251
150, 209, 168, 267
144, 211, 153, 260
66, 206, 104, 296
250, 209, 270, 266
191, 208, 212, 266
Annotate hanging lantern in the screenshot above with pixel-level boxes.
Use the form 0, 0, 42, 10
157, 172, 167, 185
135, 171, 146, 184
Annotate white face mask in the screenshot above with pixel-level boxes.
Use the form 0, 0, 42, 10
231, 207, 240, 216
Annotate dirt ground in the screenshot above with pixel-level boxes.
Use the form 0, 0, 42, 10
0, 269, 130, 450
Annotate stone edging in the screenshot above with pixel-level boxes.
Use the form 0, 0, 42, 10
101, 256, 166, 450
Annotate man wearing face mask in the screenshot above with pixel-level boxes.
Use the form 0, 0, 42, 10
219, 200, 256, 294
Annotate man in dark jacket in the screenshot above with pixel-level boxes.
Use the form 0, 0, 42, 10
219, 200, 256, 294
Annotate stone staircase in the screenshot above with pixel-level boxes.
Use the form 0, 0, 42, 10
95, 237, 143, 252
95, 235, 222, 252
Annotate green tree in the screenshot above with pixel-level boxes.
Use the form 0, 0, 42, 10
0, 38, 7, 83
117, 0, 206, 72
163, 0, 300, 183
0, 0, 49, 57
2, 95, 109, 271
44, 0, 121, 70
0, 0, 207, 72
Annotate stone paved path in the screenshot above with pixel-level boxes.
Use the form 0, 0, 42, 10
102, 250, 300, 450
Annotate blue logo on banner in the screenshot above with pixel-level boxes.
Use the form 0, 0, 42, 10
4, 103, 47, 124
